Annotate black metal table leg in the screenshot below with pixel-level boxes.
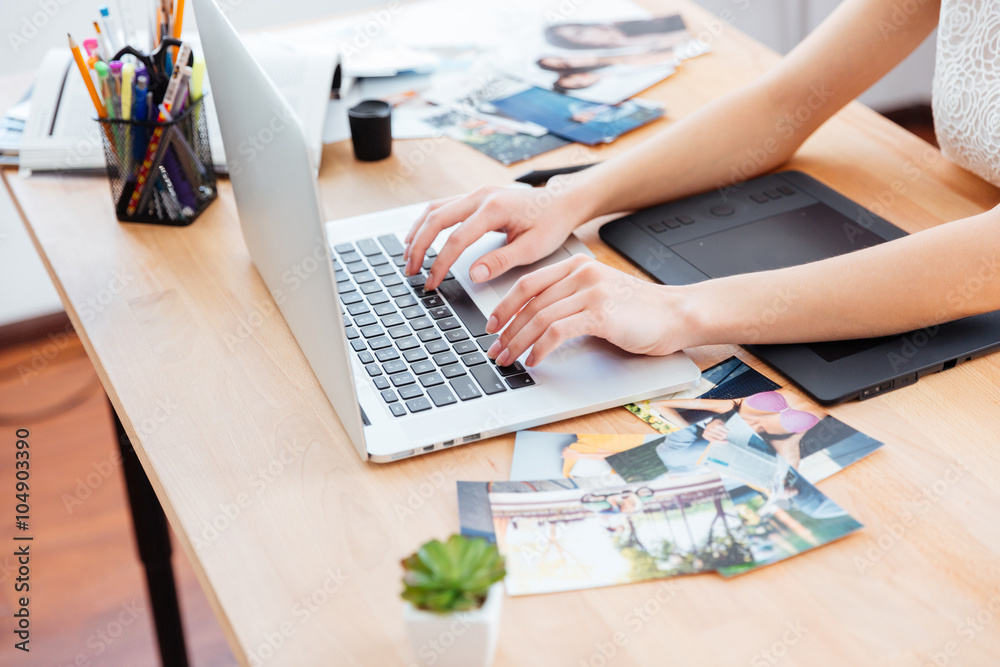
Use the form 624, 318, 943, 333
110, 402, 191, 667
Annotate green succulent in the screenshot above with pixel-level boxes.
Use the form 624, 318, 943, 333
401, 535, 506, 613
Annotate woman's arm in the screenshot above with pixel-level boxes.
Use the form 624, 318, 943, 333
406, 0, 940, 291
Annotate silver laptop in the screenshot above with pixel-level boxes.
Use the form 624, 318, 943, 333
192, 0, 700, 462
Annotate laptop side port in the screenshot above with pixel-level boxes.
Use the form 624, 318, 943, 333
463, 434, 481, 443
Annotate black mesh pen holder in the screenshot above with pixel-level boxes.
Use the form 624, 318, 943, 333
97, 96, 217, 226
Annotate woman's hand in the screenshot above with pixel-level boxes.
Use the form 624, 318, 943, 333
404, 180, 592, 291
701, 419, 729, 445
484, 255, 694, 367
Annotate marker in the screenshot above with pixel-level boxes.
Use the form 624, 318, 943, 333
95, 61, 114, 119
83, 38, 100, 58
171, 66, 192, 114
99, 6, 120, 55
159, 41, 192, 118
145, 91, 154, 121
190, 55, 205, 101
68, 33, 106, 119
109, 60, 123, 118
121, 61, 135, 121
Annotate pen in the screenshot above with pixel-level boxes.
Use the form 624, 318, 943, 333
514, 163, 599, 187
171, 66, 192, 114
190, 55, 205, 101
121, 62, 135, 121
93, 21, 112, 62
145, 91, 154, 121
109, 60, 123, 119
95, 61, 113, 119
68, 33, 106, 119
99, 6, 120, 55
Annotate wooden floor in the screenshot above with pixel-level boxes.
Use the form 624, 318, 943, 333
0, 330, 235, 667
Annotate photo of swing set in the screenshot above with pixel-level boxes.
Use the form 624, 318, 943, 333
487, 472, 754, 595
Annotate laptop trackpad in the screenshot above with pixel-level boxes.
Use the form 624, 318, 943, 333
449, 232, 576, 313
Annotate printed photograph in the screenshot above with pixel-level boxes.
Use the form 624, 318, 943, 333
509, 431, 664, 482
625, 357, 885, 483
422, 106, 569, 165
486, 473, 753, 595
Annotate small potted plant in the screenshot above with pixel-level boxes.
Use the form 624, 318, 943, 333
401, 534, 506, 667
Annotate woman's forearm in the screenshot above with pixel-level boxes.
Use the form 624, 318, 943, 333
680, 207, 1000, 346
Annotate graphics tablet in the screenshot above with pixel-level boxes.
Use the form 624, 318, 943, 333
599, 171, 1000, 405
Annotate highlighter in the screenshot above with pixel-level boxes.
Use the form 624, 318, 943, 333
94, 61, 113, 119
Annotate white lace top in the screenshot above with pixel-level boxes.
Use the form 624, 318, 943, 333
932, 0, 1000, 187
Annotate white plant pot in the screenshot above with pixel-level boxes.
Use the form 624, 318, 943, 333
403, 582, 503, 667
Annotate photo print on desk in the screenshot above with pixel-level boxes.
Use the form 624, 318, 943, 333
624, 356, 885, 484
509, 432, 664, 482
485, 472, 753, 595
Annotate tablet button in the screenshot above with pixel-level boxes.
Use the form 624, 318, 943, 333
709, 205, 735, 217
676, 215, 695, 225
777, 185, 795, 196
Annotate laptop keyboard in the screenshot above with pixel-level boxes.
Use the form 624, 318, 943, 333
335, 234, 536, 417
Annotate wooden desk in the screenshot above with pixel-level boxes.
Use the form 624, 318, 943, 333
6, 1, 1000, 665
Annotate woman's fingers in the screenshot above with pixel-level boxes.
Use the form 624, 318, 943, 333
495, 292, 590, 366
489, 276, 580, 357
524, 311, 600, 367
487, 254, 592, 334
404, 193, 486, 275
404, 195, 460, 255
424, 202, 509, 290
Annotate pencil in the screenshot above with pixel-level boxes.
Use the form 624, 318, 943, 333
69, 33, 106, 119
171, 0, 185, 62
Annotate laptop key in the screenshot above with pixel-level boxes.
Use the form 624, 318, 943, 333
340, 250, 361, 264
341, 292, 364, 305
421, 295, 445, 308
402, 306, 425, 319
381, 313, 405, 327
419, 372, 445, 388
358, 351, 375, 365
360, 282, 382, 294
367, 292, 389, 305
334, 243, 355, 254
399, 385, 423, 400
357, 238, 382, 256
411, 360, 436, 375
383, 360, 407, 375
345, 260, 367, 274
425, 340, 450, 355
342, 314, 351, 327
495, 361, 526, 377
412, 285, 437, 298
393, 255, 407, 267
436, 317, 461, 331
411, 317, 434, 331
354, 313, 377, 327
365, 363, 382, 377
461, 352, 488, 367
374, 263, 397, 277
373, 376, 390, 390
334, 269, 348, 282
441, 363, 466, 379
368, 336, 392, 350
355, 271, 376, 284
368, 253, 389, 267
406, 275, 427, 287
376, 347, 400, 362
396, 336, 420, 351
506, 373, 536, 389
418, 328, 441, 343
388, 284, 410, 297
445, 329, 469, 343
360, 324, 385, 338
347, 302, 370, 316
337, 280, 356, 294
382, 274, 403, 287
437, 279, 489, 337
378, 234, 406, 257
433, 351, 459, 366
427, 385, 457, 407
453, 340, 478, 355
450, 376, 482, 401
389, 402, 406, 417
470, 365, 507, 395
405, 397, 433, 414
374, 302, 396, 316
381, 389, 398, 403
395, 294, 418, 308
345, 326, 360, 340
428, 306, 453, 320
388, 325, 412, 339
351, 339, 367, 352
390, 371, 416, 387
403, 347, 428, 363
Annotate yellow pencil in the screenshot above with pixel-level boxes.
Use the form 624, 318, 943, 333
69, 33, 106, 119
171, 0, 185, 62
